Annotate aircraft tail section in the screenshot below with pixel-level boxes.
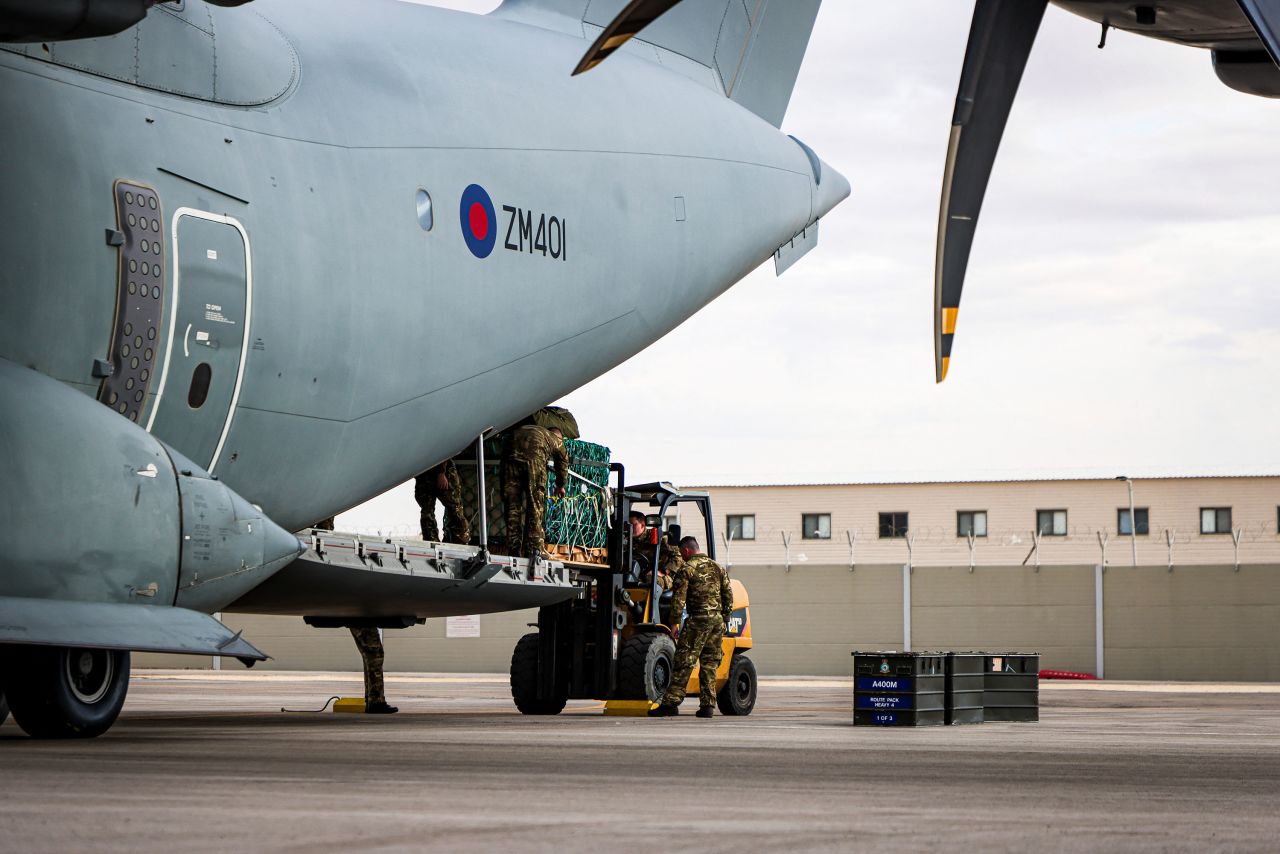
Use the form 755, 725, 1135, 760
494, 0, 823, 127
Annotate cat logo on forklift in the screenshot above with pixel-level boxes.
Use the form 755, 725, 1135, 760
726, 608, 747, 637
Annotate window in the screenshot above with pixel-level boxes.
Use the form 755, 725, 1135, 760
1036, 509, 1067, 536
1201, 507, 1232, 534
1118, 508, 1149, 536
802, 513, 831, 540
415, 188, 433, 231
726, 514, 755, 541
957, 510, 987, 537
879, 512, 908, 539
187, 362, 212, 409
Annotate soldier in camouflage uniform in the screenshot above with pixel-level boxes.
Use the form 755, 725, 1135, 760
312, 521, 395, 713
501, 424, 569, 560
348, 627, 397, 714
414, 459, 471, 544
650, 536, 733, 718
629, 510, 681, 591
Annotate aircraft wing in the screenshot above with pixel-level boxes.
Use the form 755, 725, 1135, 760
934, 0, 1048, 383
0, 597, 268, 663
1237, 0, 1280, 65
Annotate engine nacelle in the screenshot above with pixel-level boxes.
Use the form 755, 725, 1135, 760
1212, 50, 1280, 99
0, 0, 153, 43
0, 359, 302, 613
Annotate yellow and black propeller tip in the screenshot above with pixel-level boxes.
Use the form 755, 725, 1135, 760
572, 0, 684, 76
937, 307, 958, 383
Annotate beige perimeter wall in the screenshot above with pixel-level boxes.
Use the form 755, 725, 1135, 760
137, 563, 1280, 681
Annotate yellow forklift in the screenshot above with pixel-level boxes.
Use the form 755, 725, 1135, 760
509, 473, 757, 716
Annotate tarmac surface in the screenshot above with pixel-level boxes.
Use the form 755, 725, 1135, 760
3, 672, 1280, 852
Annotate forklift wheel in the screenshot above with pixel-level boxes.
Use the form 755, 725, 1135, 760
716, 653, 757, 716
617, 632, 676, 702
510, 633, 567, 715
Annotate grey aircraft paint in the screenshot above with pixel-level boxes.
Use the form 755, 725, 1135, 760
0, 0, 846, 691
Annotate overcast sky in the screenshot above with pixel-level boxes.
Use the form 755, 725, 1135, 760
344, 1, 1280, 533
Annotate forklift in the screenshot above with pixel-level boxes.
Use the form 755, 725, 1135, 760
509, 465, 757, 716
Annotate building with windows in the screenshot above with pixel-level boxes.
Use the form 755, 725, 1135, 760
693, 475, 1280, 569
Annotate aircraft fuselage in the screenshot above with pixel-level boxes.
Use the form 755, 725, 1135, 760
0, 0, 841, 531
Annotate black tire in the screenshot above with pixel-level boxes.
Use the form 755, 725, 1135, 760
716, 653, 757, 716
510, 633, 566, 715
3, 646, 130, 739
617, 632, 676, 702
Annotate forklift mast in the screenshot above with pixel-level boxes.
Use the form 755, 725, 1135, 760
530, 464, 718, 703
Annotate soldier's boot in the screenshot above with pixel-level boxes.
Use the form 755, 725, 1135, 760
365, 701, 399, 714
648, 703, 679, 717
695, 706, 714, 719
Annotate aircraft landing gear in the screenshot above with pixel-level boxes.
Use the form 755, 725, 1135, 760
1, 646, 130, 739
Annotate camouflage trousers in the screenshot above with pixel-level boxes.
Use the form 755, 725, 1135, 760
415, 460, 471, 544
349, 627, 385, 704
502, 458, 547, 559
661, 617, 724, 708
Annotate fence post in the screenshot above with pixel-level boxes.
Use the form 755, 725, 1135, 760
1165, 528, 1175, 572
902, 562, 912, 653
1094, 563, 1105, 679
967, 531, 976, 572
906, 532, 915, 573
1096, 530, 1109, 568
1032, 530, 1042, 572
846, 529, 856, 572
1232, 527, 1243, 572
781, 531, 792, 573
721, 530, 734, 570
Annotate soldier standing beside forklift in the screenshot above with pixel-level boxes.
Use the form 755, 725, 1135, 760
650, 536, 733, 719
501, 424, 569, 560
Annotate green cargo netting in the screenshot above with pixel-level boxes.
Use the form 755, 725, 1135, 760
544, 439, 611, 549
452, 437, 611, 549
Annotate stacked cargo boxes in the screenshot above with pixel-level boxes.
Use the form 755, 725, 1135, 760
853, 651, 1040, 726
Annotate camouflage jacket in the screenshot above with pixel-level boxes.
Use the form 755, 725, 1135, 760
507, 424, 569, 491
670, 553, 732, 624
632, 530, 682, 591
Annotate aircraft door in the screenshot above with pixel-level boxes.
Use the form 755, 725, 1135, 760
147, 210, 251, 473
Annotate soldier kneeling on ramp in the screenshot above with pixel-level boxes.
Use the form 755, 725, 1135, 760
649, 537, 733, 719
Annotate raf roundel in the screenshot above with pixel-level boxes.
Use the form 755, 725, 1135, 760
459, 184, 497, 259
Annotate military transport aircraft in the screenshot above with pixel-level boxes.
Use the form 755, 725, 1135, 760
581, 0, 1280, 383
0, 0, 845, 737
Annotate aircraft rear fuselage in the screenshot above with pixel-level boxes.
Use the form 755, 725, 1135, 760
0, 0, 842, 530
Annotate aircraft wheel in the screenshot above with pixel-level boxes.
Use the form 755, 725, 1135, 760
510, 633, 566, 715
716, 653, 757, 716
2, 646, 130, 739
617, 632, 675, 702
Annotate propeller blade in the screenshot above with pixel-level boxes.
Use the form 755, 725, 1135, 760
572, 0, 683, 76
934, 0, 1047, 383
1237, 0, 1280, 66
